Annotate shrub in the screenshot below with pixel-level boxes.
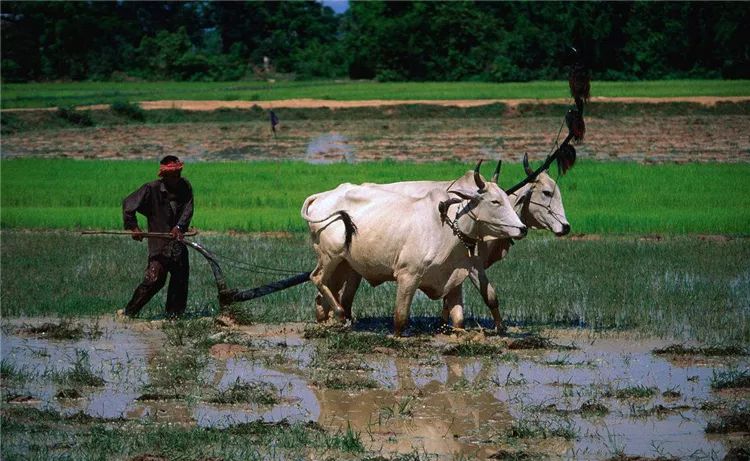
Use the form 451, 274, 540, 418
110, 100, 145, 121
57, 106, 94, 126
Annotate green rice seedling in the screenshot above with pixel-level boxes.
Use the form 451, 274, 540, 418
710, 368, 750, 390
148, 350, 207, 391
609, 385, 659, 400
3, 159, 750, 235
314, 371, 379, 390
162, 317, 218, 348
209, 378, 279, 405
3, 79, 749, 109
222, 304, 255, 326
325, 422, 365, 454
53, 349, 105, 387
2, 231, 749, 344
0, 404, 371, 460
507, 416, 578, 440
0, 359, 31, 382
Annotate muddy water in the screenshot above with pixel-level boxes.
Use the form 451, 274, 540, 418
1, 319, 747, 460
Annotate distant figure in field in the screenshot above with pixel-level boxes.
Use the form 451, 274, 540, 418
270, 110, 279, 137
120, 155, 194, 318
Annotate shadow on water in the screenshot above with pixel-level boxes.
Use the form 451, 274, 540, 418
1, 317, 747, 460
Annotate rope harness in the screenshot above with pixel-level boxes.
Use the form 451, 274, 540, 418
438, 199, 478, 256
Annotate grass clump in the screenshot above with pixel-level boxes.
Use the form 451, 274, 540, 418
605, 385, 659, 400
0, 359, 30, 382
579, 401, 610, 417
705, 405, 750, 433
443, 342, 504, 357
506, 417, 577, 440
653, 344, 747, 356
22, 319, 85, 340
711, 368, 750, 390
315, 372, 379, 390
149, 350, 207, 391
209, 379, 279, 405
221, 304, 255, 326
110, 100, 145, 121
53, 350, 105, 387
0, 405, 367, 459
162, 318, 218, 348
56, 106, 94, 126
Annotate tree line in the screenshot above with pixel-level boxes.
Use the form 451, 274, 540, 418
2, 1, 748, 83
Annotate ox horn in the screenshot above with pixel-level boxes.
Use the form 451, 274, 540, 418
491, 160, 502, 184
522, 153, 534, 176
473, 159, 486, 191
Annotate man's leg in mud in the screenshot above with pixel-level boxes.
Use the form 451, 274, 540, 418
165, 245, 189, 318
124, 257, 168, 317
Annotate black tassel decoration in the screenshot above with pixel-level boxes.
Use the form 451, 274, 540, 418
568, 48, 591, 114
565, 108, 586, 142
555, 143, 577, 176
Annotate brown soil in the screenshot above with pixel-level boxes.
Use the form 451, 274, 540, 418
2, 97, 748, 163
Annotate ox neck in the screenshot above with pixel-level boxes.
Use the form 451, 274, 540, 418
440, 199, 480, 255
509, 183, 533, 216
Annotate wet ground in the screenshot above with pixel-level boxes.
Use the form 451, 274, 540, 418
2, 113, 748, 164
2, 317, 748, 460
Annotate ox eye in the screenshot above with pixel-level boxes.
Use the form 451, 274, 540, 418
491, 200, 502, 205
542, 190, 553, 197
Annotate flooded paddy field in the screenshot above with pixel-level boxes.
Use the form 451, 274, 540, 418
2, 317, 748, 460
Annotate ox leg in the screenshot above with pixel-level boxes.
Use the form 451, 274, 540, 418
340, 270, 362, 320
314, 262, 352, 323
442, 285, 465, 329
393, 273, 420, 337
468, 268, 505, 333
310, 260, 347, 324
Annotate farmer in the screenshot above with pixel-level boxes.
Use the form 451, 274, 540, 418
119, 155, 194, 318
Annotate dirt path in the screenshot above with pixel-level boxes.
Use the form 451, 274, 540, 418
5, 96, 750, 112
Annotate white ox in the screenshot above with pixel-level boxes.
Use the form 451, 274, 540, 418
315, 159, 570, 332
301, 169, 526, 336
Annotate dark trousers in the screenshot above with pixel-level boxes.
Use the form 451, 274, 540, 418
125, 243, 189, 317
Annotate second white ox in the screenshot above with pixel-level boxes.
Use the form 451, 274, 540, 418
302, 169, 526, 336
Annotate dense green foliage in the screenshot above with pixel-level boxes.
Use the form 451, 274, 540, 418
2, 1, 748, 83
2, 231, 748, 343
3, 80, 750, 110
1, 159, 748, 235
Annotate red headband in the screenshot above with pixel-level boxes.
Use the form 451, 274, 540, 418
158, 161, 184, 177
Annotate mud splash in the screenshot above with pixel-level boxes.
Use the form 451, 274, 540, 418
1, 319, 747, 460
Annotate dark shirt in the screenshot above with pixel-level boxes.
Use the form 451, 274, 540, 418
123, 178, 194, 257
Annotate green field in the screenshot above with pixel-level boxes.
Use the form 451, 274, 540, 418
2, 159, 749, 235
2, 230, 748, 344
3, 79, 750, 109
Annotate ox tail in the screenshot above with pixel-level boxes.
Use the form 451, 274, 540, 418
301, 196, 358, 251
